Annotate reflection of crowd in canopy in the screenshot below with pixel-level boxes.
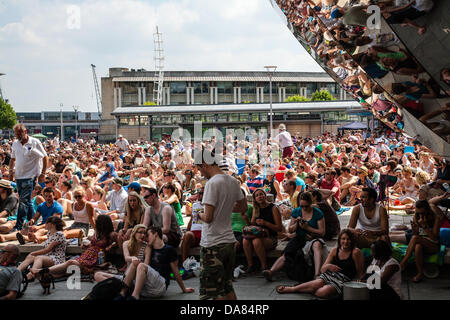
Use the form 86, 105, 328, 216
276, 0, 450, 143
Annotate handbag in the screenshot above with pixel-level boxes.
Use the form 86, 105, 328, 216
242, 225, 269, 240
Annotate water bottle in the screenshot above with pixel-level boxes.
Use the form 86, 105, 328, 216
97, 250, 105, 265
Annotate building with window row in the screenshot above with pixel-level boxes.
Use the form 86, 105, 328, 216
14, 111, 101, 140
100, 69, 358, 142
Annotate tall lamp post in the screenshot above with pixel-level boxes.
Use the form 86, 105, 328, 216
264, 66, 277, 138
73, 106, 79, 141
60, 103, 64, 141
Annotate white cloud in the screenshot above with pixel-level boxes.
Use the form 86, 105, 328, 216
0, 0, 322, 112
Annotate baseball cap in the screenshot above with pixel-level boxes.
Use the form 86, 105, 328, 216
112, 177, 123, 186
127, 182, 141, 193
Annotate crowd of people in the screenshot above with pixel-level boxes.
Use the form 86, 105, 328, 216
277, 0, 449, 144
1, 121, 450, 301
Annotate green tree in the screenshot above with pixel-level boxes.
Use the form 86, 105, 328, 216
0, 98, 17, 129
310, 89, 336, 101
285, 95, 310, 102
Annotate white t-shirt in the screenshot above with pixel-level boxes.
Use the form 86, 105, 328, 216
276, 131, 293, 149
371, 258, 403, 299
115, 138, 129, 151
11, 136, 47, 180
191, 202, 204, 232
201, 174, 244, 247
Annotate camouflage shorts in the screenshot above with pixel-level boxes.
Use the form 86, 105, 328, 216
199, 242, 235, 300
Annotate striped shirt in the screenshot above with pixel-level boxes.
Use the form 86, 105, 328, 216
247, 176, 264, 193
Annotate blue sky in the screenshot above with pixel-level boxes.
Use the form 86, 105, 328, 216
0, 0, 322, 112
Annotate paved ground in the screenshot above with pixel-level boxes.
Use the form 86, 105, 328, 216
16, 210, 450, 300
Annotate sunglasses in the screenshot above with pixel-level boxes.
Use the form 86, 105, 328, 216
144, 194, 154, 199
300, 205, 310, 209
74, 195, 83, 199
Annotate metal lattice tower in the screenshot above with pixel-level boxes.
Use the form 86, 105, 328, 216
153, 26, 164, 105
90, 64, 102, 117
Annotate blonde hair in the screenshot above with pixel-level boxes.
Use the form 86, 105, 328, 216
415, 170, 430, 186
81, 177, 93, 188
128, 224, 147, 257
72, 187, 85, 197
93, 186, 105, 196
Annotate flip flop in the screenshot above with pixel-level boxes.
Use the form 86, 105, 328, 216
412, 275, 423, 283
16, 233, 26, 245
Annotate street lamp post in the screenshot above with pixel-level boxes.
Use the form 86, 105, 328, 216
60, 103, 64, 141
73, 106, 79, 141
264, 66, 277, 138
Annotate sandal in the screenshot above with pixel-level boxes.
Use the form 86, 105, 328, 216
412, 275, 423, 283
16, 233, 26, 245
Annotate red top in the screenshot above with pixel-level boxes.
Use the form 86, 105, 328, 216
319, 178, 341, 201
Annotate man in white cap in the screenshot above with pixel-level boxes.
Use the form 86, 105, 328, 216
274, 124, 294, 159
115, 134, 129, 151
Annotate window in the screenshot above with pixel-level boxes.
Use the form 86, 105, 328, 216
229, 114, 239, 122
170, 82, 186, 94
285, 82, 299, 95
306, 83, 318, 96
140, 116, 149, 126
240, 82, 256, 94
326, 83, 337, 95
217, 82, 232, 94
263, 83, 278, 94
119, 116, 139, 126
217, 114, 228, 122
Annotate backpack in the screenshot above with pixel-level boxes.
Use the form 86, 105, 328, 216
285, 247, 314, 283
87, 277, 125, 300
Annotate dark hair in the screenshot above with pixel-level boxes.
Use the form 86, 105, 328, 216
299, 191, 312, 204
337, 229, 355, 250
95, 215, 114, 242
362, 187, 378, 201
163, 182, 176, 193
46, 216, 64, 231
415, 200, 435, 227
145, 187, 158, 195
62, 181, 71, 190
149, 226, 163, 239
43, 187, 55, 195
286, 180, 296, 189
311, 189, 323, 202
371, 240, 392, 260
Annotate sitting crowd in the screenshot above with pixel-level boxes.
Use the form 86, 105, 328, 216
1, 122, 450, 300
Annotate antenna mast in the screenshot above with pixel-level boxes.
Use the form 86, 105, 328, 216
153, 26, 164, 105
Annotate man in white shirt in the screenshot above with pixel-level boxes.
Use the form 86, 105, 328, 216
115, 134, 129, 151
9, 124, 48, 231
196, 148, 247, 300
105, 178, 128, 217
274, 123, 294, 159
